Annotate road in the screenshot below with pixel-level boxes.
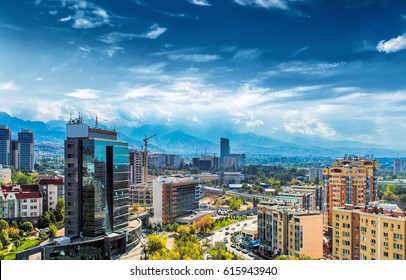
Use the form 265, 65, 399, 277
204, 216, 261, 260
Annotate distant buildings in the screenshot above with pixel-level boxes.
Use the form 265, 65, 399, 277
0, 184, 43, 224
394, 159, 404, 174
0, 125, 35, 171
0, 164, 11, 184
276, 185, 324, 211
192, 154, 219, 171
153, 176, 199, 224
309, 167, 323, 181
323, 156, 379, 227
148, 152, 182, 169
220, 171, 245, 185
333, 204, 406, 260
257, 201, 323, 259
219, 137, 245, 169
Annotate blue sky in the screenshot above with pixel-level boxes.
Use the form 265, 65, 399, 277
1, 0, 406, 148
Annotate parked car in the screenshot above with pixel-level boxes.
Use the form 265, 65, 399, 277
236, 246, 241, 251
248, 252, 254, 257
231, 244, 236, 248
242, 249, 248, 254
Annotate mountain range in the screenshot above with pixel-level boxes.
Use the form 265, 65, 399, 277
1, 112, 405, 157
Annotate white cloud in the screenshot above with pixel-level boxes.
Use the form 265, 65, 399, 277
377, 35, 406, 54
167, 53, 221, 62
49, 10, 59, 15
65, 89, 100, 99
0, 81, 17, 91
284, 111, 337, 138
234, 0, 288, 10
104, 46, 124, 57
98, 32, 136, 44
59, 15, 72, 22
265, 61, 345, 76
246, 119, 265, 127
233, 49, 261, 61
129, 63, 166, 74
188, 0, 212, 6
138, 24, 167, 39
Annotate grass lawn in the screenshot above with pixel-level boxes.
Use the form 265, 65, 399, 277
211, 218, 247, 231
0, 238, 40, 260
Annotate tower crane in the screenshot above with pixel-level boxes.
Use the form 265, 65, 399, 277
143, 134, 156, 182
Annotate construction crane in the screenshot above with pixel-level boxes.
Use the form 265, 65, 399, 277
143, 134, 156, 182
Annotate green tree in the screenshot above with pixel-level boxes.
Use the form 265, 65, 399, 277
399, 194, 406, 204
49, 224, 58, 237
146, 234, 167, 254
0, 219, 9, 231
0, 229, 10, 247
7, 227, 20, 239
132, 203, 140, 212
21, 221, 33, 233
54, 198, 65, 222
314, 175, 320, 185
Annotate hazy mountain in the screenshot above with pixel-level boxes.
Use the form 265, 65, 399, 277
1, 112, 406, 157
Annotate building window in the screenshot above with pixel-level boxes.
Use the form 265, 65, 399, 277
394, 244, 403, 250
384, 252, 388, 257
393, 253, 403, 260
361, 227, 367, 233
383, 222, 388, 228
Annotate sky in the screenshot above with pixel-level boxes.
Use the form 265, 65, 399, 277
1, 0, 406, 148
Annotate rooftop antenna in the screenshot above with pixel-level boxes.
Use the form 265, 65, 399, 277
95, 115, 99, 128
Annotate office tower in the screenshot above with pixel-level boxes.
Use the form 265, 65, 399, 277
129, 150, 145, 184
220, 137, 230, 164
12, 140, 19, 169
257, 202, 323, 259
64, 116, 129, 238
394, 159, 404, 174
333, 204, 406, 260
0, 126, 12, 166
153, 176, 199, 224
18, 129, 34, 171
323, 156, 379, 227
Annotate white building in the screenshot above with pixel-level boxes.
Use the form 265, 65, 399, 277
0, 164, 11, 184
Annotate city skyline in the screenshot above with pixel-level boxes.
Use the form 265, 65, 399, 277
1, 1, 406, 149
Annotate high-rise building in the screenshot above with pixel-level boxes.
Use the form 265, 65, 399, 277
18, 129, 34, 171
257, 201, 323, 259
309, 167, 323, 181
332, 204, 406, 260
129, 150, 145, 184
64, 116, 130, 238
220, 137, 230, 163
323, 157, 379, 227
11, 140, 19, 169
0, 126, 12, 166
394, 159, 404, 174
153, 176, 199, 224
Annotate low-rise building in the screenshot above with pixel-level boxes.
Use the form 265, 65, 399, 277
332, 203, 406, 260
0, 184, 43, 224
220, 172, 245, 185
257, 201, 323, 259
153, 176, 199, 224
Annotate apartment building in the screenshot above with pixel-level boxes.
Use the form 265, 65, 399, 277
129, 183, 153, 207
0, 184, 43, 224
323, 157, 379, 226
333, 204, 406, 260
257, 201, 323, 259
38, 177, 64, 212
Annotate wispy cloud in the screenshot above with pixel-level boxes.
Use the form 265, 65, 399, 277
138, 24, 167, 39
0, 81, 17, 91
188, 0, 212, 7
128, 63, 167, 74
234, 0, 289, 10
290, 46, 309, 58
98, 32, 136, 44
99, 24, 167, 44
65, 89, 100, 99
377, 35, 406, 54
233, 48, 261, 61
0, 23, 26, 32
265, 61, 345, 76
167, 53, 221, 62
104, 46, 124, 57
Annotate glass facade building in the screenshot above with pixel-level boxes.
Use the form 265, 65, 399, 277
0, 126, 12, 166
18, 129, 34, 171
